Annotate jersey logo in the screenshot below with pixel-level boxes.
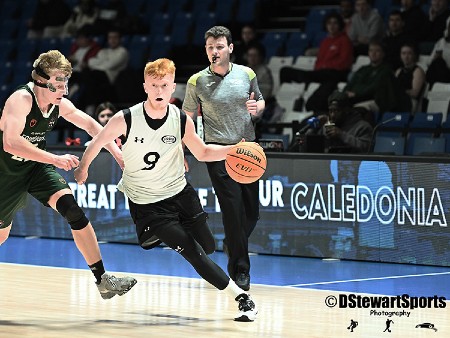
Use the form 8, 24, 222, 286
30, 119, 37, 128
161, 135, 176, 144
135, 137, 144, 143
47, 116, 57, 129
206, 81, 215, 87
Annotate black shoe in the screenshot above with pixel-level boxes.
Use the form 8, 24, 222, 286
235, 272, 250, 291
234, 293, 258, 322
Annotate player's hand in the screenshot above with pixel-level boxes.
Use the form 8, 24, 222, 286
54, 154, 79, 171
74, 167, 88, 185
246, 92, 257, 116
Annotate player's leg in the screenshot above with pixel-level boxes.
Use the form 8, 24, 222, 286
177, 183, 215, 254
28, 164, 136, 299
0, 173, 29, 245
154, 222, 258, 321
206, 161, 250, 288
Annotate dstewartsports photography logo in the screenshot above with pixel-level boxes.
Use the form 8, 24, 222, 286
325, 294, 447, 317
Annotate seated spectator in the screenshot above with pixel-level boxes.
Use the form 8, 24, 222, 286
61, 0, 99, 38
305, 90, 373, 153
340, 0, 355, 35
400, 0, 426, 40
27, 0, 71, 38
421, 0, 450, 43
94, 0, 143, 35
344, 40, 411, 115
395, 42, 426, 113
246, 44, 284, 135
383, 10, 414, 70
232, 24, 259, 65
348, 0, 385, 57
78, 28, 129, 111
426, 17, 450, 87
280, 12, 354, 114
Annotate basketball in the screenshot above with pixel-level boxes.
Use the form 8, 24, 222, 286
225, 142, 266, 184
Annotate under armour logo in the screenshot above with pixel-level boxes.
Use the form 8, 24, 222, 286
174, 246, 184, 253
206, 81, 215, 87
135, 137, 144, 143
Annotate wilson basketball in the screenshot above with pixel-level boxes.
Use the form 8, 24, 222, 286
225, 142, 266, 184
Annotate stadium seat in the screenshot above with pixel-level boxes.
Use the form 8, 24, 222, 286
373, 135, 405, 155
409, 136, 446, 156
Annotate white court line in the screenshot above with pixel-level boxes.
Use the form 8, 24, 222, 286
288, 271, 450, 287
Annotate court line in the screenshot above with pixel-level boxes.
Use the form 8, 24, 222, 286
288, 271, 450, 287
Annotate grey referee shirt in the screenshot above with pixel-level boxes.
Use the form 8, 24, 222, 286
182, 63, 263, 145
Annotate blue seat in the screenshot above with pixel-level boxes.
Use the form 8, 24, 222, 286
409, 136, 446, 156
235, 0, 258, 24
167, 0, 189, 15
410, 112, 443, 129
373, 135, 405, 155
376, 112, 411, 137
170, 12, 193, 46
285, 32, 310, 57
0, 39, 16, 63
192, 0, 215, 14
128, 35, 151, 70
192, 11, 217, 46
215, 1, 234, 24
261, 32, 287, 59
0, 20, 19, 39
36, 37, 61, 55
149, 12, 172, 35
305, 7, 334, 39
149, 35, 172, 60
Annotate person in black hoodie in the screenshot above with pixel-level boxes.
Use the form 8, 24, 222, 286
307, 90, 373, 153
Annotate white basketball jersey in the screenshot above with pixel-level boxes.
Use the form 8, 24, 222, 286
117, 102, 186, 204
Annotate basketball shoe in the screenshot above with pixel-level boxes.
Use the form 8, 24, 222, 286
234, 293, 258, 322
235, 272, 250, 291
97, 273, 137, 299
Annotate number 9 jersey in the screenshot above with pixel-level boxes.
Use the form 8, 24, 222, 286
117, 102, 187, 204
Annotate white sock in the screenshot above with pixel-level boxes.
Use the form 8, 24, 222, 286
224, 278, 246, 299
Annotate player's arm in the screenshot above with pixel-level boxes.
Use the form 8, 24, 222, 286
59, 98, 123, 168
1, 90, 79, 170
74, 112, 127, 184
183, 115, 235, 161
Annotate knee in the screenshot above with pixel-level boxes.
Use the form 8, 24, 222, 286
56, 194, 89, 230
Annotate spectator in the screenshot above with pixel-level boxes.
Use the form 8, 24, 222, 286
348, 0, 385, 57
280, 12, 354, 114
95, 0, 135, 35
27, 0, 72, 39
340, 0, 355, 34
246, 44, 284, 135
395, 42, 426, 113
426, 17, 450, 87
344, 40, 411, 115
422, 0, 450, 43
78, 28, 129, 111
61, 0, 99, 38
400, 0, 426, 40
84, 102, 123, 147
305, 90, 373, 153
67, 25, 101, 75
232, 24, 259, 65
383, 10, 414, 70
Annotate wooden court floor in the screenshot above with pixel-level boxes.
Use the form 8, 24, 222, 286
1, 263, 449, 338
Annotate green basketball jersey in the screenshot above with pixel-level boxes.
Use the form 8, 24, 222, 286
0, 83, 60, 175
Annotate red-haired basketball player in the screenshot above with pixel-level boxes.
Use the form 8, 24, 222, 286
74, 58, 258, 322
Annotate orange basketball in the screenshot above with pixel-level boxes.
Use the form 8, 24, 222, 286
225, 142, 266, 184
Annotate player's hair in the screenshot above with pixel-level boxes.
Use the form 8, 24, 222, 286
144, 58, 176, 79
205, 25, 233, 45
31, 50, 72, 81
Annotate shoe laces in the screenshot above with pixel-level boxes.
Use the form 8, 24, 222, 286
236, 294, 255, 311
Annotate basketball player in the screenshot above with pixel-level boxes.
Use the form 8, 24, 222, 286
182, 26, 265, 291
0, 50, 137, 299
74, 58, 258, 322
